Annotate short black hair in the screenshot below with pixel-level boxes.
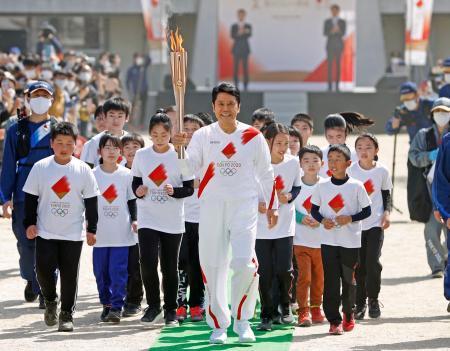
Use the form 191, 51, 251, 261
103, 96, 131, 117
94, 105, 103, 119
184, 114, 205, 128
299, 145, 323, 161
263, 122, 289, 141
51, 122, 78, 142
212, 82, 240, 105
328, 144, 351, 161
355, 133, 379, 161
331, 4, 340, 11
288, 126, 302, 142
149, 112, 172, 133
99, 132, 122, 150
252, 107, 275, 124
195, 111, 214, 125
121, 132, 145, 148
291, 113, 314, 129
157, 106, 176, 114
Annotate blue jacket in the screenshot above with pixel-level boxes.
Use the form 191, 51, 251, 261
439, 84, 450, 98
0, 118, 53, 203
385, 97, 434, 142
432, 132, 450, 221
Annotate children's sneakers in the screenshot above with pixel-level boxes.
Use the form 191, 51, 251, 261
354, 304, 367, 320
342, 313, 355, 332
190, 306, 204, 322
233, 320, 256, 343
44, 300, 58, 326
106, 309, 121, 323
58, 311, 74, 332
24, 281, 38, 302
141, 307, 163, 326
210, 328, 227, 344
281, 305, 294, 324
165, 310, 179, 326
123, 303, 141, 317
101, 305, 111, 322
176, 306, 188, 322
257, 317, 273, 331
368, 298, 381, 318
297, 309, 312, 327
310, 307, 325, 324
329, 323, 344, 335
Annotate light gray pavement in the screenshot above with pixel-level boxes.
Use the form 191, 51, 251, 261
0, 133, 449, 350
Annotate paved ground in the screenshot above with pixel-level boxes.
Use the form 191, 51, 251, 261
1, 133, 449, 350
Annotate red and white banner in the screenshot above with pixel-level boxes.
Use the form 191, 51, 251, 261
405, 0, 434, 66
218, 0, 355, 91
140, 0, 166, 41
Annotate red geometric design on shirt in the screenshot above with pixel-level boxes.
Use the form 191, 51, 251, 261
51, 176, 71, 199
148, 163, 167, 187
241, 127, 260, 145
416, 0, 423, 8
303, 195, 313, 213
198, 162, 215, 198
326, 169, 333, 177
222, 142, 237, 159
328, 193, 345, 213
102, 184, 118, 204
275, 175, 285, 191
364, 179, 375, 196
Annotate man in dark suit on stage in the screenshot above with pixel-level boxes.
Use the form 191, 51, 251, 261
231, 9, 252, 91
324, 4, 346, 92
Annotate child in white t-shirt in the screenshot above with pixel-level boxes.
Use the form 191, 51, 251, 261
291, 113, 314, 147
92, 133, 137, 324
256, 123, 301, 331
176, 114, 207, 323
132, 112, 194, 326
319, 113, 374, 177
310, 144, 371, 335
23, 122, 99, 332
121, 133, 145, 317
348, 133, 392, 320
294, 145, 325, 327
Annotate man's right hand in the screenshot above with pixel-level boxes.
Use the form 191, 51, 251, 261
26, 225, 38, 239
2, 201, 13, 219
391, 116, 401, 129
172, 132, 189, 148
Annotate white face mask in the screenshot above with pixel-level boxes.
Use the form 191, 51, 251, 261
55, 79, 67, 90
404, 99, 418, 111
29, 97, 52, 115
444, 73, 450, 84
7, 88, 15, 98
79, 72, 92, 83
136, 57, 144, 66
66, 80, 76, 92
434, 111, 450, 127
24, 69, 36, 80
40, 70, 53, 81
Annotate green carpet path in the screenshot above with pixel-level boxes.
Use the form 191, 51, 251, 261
148, 307, 294, 351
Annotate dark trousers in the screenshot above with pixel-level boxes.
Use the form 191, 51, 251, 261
126, 243, 143, 306
12, 201, 40, 294
177, 222, 205, 308
138, 228, 182, 312
291, 253, 299, 304
327, 48, 343, 91
256, 236, 294, 319
233, 54, 249, 90
36, 237, 83, 314
356, 227, 384, 306
321, 244, 358, 325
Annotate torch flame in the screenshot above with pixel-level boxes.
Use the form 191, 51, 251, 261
170, 28, 185, 52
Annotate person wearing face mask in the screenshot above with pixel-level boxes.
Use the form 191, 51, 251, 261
22, 56, 41, 82
386, 82, 434, 142
1, 80, 58, 308
408, 98, 449, 278
438, 58, 450, 99
49, 70, 70, 121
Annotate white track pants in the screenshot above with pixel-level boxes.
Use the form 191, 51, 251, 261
199, 196, 259, 330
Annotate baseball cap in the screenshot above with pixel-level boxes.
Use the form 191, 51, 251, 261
431, 97, 450, 112
443, 57, 450, 68
399, 81, 417, 95
25, 80, 54, 96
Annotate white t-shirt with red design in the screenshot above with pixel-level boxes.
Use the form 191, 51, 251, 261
311, 177, 371, 248
184, 173, 201, 223
80, 130, 129, 167
23, 156, 99, 241
319, 145, 358, 178
93, 165, 136, 247
293, 177, 324, 248
257, 154, 301, 239
186, 122, 276, 208
131, 145, 194, 234
348, 162, 392, 230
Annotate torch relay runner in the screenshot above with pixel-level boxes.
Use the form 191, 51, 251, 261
172, 83, 278, 344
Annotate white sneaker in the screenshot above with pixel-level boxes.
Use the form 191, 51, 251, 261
233, 320, 256, 343
209, 328, 227, 344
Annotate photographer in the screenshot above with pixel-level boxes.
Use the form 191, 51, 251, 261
36, 22, 63, 64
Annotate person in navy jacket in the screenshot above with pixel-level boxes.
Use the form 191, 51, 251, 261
231, 9, 252, 91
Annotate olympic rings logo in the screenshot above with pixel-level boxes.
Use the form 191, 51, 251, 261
219, 167, 237, 176
151, 195, 169, 203
103, 211, 119, 218
51, 208, 68, 217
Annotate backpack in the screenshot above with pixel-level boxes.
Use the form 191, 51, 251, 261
407, 127, 436, 223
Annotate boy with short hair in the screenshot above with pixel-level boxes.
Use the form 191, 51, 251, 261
251, 107, 275, 130
294, 145, 325, 327
310, 144, 371, 335
81, 97, 131, 168
291, 113, 314, 146
120, 132, 145, 316
23, 122, 99, 332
